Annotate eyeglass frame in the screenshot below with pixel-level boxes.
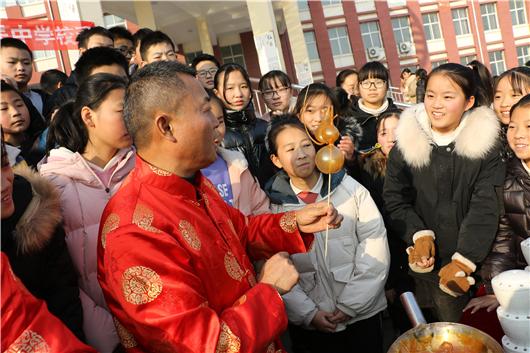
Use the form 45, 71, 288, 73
262, 86, 292, 99
359, 80, 386, 89
196, 68, 219, 78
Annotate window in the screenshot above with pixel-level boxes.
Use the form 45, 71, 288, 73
360, 21, 383, 50
103, 14, 126, 28
33, 50, 55, 60
392, 16, 413, 53
16, 0, 42, 4
452, 8, 470, 36
220, 44, 245, 68
510, 0, 527, 26
321, 0, 341, 5
480, 3, 498, 31
489, 50, 506, 76
422, 12, 442, 41
517, 45, 530, 66
431, 60, 448, 68
298, 0, 309, 11
328, 27, 352, 57
304, 31, 320, 61
460, 55, 477, 65
185, 51, 202, 65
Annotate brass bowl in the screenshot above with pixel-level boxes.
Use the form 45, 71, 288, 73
387, 322, 504, 353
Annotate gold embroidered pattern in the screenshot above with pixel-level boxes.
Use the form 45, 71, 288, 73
6, 330, 50, 353
266, 342, 276, 353
122, 266, 163, 305
178, 220, 201, 250
279, 212, 297, 233
247, 274, 257, 287
101, 213, 120, 248
215, 322, 241, 353
224, 252, 245, 281
205, 179, 217, 192
132, 204, 161, 233
148, 164, 172, 176
202, 194, 210, 208
113, 317, 138, 348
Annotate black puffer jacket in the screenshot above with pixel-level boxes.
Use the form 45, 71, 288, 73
1, 164, 84, 341
384, 105, 505, 278
351, 97, 398, 151
480, 158, 530, 293
222, 107, 274, 186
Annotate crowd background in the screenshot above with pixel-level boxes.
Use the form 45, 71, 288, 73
1, 23, 530, 353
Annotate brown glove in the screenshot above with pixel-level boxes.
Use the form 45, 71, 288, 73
438, 253, 476, 297
406, 231, 435, 273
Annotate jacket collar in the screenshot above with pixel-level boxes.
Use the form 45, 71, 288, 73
396, 104, 500, 169
265, 169, 346, 205
2, 164, 62, 254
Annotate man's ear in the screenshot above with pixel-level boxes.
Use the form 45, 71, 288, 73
140, 60, 148, 68
271, 154, 283, 169
154, 114, 177, 142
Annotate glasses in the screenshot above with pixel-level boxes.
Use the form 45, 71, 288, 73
197, 68, 218, 78
262, 86, 291, 99
116, 47, 135, 58
360, 80, 386, 89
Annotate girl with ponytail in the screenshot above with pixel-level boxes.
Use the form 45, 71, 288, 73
39, 73, 135, 353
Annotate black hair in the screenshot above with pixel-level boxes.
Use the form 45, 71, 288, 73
0, 37, 33, 59
1, 127, 8, 168
526, 60, 530, 67
139, 31, 175, 61
510, 93, 530, 117
400, 68, 412, 79
494, 66, 530, 96
75, 26, 113, 49
75, 46, 129, 83
416, 68, 427, 80
468, 60, 494, 107
358, 61, 389, 84
214, 63, 253, 107
124, 60, 195, 148
46, 73, 127, 153
258, 70, 292, 92
266, 114, 306, 156
336, 69, 358, 88
332, 87, 354, 117
133, 28, 154, 49
109, 26, 133, 43
426, 63, 478, 108
191, 54, 220, 69
293, 83, 339, 117
40, 69, 68, 95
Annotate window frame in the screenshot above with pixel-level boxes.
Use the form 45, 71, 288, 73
510, 0, 527, 26
488, 50, 506, 76
422, 12, 442, 41
480, 3, 499, 31
327, 26, 352, 57
451, 8, 471, 36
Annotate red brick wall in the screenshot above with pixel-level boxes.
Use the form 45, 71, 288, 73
375, 1, 400, 87
307, 1, 335, 86
343, 1, 366, 70
240, 31, 261, 78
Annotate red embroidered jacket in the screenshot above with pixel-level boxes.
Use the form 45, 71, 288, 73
97, 156, 313, 352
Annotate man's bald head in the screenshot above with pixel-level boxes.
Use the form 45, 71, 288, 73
124, 61, 196, 149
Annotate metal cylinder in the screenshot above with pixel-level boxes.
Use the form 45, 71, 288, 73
400, 291, 427, 328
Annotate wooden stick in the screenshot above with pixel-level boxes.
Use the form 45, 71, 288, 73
324, 157, 332, 258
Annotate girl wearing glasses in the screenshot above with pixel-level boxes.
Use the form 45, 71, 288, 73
258, 70, 294, 122
351, 61, 398, 152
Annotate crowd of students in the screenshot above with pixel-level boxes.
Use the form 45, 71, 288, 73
1, 24, 529, 353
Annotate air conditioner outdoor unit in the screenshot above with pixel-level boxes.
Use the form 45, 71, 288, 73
367, 47, 382, 59
399, 41, 412, 55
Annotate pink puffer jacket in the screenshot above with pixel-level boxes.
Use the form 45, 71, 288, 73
39, 147, 135, 353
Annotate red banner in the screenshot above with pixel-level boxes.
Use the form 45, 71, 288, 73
1, 19, 94, 50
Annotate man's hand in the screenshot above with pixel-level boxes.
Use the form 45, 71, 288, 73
258, 252, 299, 295
329, 308, 351, 324
311, 310, 337, 332
296, 202, 343, 234
463, 294, 499, 314
337, 136, 355, 161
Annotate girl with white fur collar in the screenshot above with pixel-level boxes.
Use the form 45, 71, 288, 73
383, 63, 505, 322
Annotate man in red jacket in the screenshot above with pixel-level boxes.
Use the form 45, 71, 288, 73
97, 61, 342, 353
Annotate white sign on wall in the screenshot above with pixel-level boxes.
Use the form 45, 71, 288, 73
254, 31, 282, 73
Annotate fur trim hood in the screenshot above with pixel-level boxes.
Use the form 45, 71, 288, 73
396, 104, 500, 169
12, 164, 62, 254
